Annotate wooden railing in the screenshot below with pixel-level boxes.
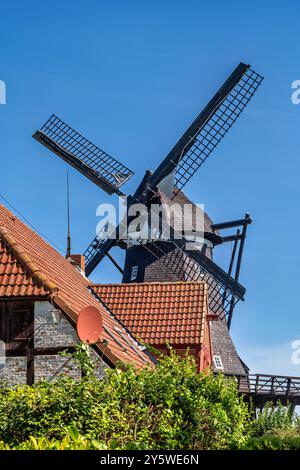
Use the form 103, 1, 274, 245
235, 374, 300, 398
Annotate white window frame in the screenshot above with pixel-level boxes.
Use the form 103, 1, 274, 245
130, 265, 139, 281
213, 355, 224, 370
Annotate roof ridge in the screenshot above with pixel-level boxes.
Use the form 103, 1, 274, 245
0, 226, 58, 294
92, 281, 207, 287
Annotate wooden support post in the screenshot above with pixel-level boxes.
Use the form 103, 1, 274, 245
26, 349, 34, 386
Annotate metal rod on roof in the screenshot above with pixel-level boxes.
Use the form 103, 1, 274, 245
66, 171, 71, 259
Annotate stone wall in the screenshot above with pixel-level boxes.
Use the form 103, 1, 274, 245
90, 348, 107, 380
34, 355, 82, 381
0, 357, 27, 386
34, 301, 78, 348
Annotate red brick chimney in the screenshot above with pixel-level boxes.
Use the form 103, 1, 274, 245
69, 254, 85, 272
207, 313, 218, 321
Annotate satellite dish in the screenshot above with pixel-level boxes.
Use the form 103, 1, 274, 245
76, 306, 103, 344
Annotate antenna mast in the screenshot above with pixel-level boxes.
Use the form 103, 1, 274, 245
66, 172, 71, 258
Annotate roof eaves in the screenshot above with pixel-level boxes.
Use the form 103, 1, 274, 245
0, 226, 58, 295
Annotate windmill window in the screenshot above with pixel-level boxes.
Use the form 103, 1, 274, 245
213, 355, 224, 370
131, 266, 138, 281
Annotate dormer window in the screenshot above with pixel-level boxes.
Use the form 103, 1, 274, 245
213, 355, 224, 370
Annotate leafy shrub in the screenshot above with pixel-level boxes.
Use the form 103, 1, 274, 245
0, 426, 107, 450
242, 428, 300, 450
251, 402, 298, 437
0, 350, 251, 450
242, 404, 300, 450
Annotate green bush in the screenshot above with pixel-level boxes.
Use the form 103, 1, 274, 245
242, 404, 300, 450
0, 426, 107, 450
0, 349, 251, 450
243, 428, 300, 450
251, 402, 298, 437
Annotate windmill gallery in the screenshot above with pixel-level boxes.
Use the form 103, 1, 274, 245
1, 62, 300, 409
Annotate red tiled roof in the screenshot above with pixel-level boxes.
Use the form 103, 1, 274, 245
92, 282, 208, 346
0, 204, 153, 368
0, 239, 48, 297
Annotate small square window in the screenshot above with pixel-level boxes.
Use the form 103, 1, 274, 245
213, 355, 223, 370
131, 266, 138, 281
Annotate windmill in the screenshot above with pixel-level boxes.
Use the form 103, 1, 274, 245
33, 62, 263, 331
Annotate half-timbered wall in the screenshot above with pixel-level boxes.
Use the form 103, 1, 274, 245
0, 299, 107, 385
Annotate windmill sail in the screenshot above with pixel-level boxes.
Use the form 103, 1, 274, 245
138, 238, 245, 321
84, 236, 114, 277
81, 63, 263, 278
84, 222, 118, 276
149, 63, 263, 197
131, 205, 245, 321
33, 115, 134, 196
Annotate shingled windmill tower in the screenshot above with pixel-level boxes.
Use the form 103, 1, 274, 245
33, 63, 263, 376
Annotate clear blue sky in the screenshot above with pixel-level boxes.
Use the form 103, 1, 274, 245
1, 1, 300, 375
